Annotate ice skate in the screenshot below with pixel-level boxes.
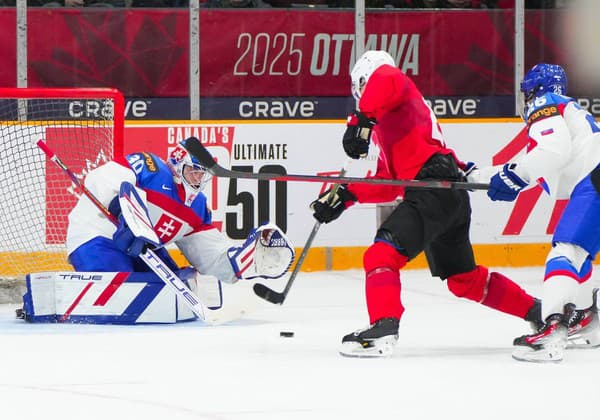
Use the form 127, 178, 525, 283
567, 288, 600, 349
339, 317, 399, 358
513, 312, 568, 363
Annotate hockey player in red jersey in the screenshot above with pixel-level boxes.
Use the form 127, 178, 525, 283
311, 50, 541, 357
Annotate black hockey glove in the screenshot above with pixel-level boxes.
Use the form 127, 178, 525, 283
310, 184, 357, 224
342, 111, 376, 159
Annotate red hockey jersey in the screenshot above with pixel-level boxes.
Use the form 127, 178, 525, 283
347, 64, 459, 203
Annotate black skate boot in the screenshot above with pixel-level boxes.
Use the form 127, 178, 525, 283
512, 306, 572, 363
525, 298, 543, 331
339, 317, 399, 358
567, 288, 600, 349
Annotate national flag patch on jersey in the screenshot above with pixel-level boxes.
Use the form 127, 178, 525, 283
154, 214, 184, 242
540, 128, 554, 136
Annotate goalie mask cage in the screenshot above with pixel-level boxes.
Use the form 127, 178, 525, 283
0, 88, 124, 280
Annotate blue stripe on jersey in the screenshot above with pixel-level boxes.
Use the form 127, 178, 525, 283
553, 171, 600, 257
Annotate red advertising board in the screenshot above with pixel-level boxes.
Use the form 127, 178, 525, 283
0, 9, 569, 97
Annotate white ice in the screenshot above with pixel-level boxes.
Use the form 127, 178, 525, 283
0, 267, 598, 420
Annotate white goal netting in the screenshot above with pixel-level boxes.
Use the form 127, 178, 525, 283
0, 88, 124, 293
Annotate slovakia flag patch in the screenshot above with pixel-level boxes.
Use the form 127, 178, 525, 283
541, 128, 554, 136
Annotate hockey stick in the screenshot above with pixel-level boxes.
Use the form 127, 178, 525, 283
183, 137, 490, 190
253, 163, 350, 305
36, 140, 210, 322
253, 222, 320, 305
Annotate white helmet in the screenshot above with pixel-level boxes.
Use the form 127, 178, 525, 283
168, 137, 212, 198
351, 50, 396, 101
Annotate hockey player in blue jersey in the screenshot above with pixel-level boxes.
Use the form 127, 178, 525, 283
478, 64, 600, 362
22, 137, 294, 324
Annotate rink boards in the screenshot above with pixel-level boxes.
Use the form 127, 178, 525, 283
0, 118, 574, 275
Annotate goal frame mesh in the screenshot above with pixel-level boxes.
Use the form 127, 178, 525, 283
0, 87, 124, 280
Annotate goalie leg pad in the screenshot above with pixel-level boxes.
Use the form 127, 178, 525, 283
228, 223, 295, 280
22, 271, 198, 324
183, 268, 223, 310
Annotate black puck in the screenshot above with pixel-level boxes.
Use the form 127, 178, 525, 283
280, 331, 294, 338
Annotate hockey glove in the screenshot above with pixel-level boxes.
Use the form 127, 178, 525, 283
488, 163, 528, 202
228, 223, 295, 280
342, 111, 376, 159
463, 162, 478, 181
112, 215, 148, 257
310, 184, 357, 224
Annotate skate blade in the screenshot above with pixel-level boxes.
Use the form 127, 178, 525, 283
339, 350, 391, 358
338, 339, 396, 358
512, 346, 564, 363
566, 338, 600, 350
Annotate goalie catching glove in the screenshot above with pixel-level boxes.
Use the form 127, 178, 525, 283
311, 184, 357, 224
343, 111, 376, 159
228, 223, 295, 280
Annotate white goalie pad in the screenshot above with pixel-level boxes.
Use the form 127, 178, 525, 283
185, 270, 223, 310
21, 272, 197, 324
228, 223, 295, 280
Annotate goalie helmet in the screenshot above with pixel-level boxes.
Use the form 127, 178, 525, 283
520, 63, 567, 102
350, 50, 396, 101
168, 137, 212, 196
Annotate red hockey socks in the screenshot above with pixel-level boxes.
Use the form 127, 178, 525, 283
363, 242, 408, 324
483, 271, 535, 319
447, 266, 535, 319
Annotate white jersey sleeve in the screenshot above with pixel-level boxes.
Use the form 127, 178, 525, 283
66, 161, 136, 254
514, 95, 600, 199
176, 228, 237, 283
516, 110, 571, 189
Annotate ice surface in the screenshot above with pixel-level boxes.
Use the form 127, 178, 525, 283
0, 267, 598, 420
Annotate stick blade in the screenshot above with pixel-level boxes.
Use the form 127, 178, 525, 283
253, 283, 285, 305
182, 136, 218, 170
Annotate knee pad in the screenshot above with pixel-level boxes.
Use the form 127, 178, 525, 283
447, 265, 489, 301
363, 241, 408, 274
546, 242, 590, 276
546, 242, 593, 283
374, 228, 407, 254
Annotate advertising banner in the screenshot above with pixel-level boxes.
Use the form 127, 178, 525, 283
0, 9, 567, 99
122, 120, 558, 248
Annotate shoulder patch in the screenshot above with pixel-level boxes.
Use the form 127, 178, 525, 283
142, 152, 158, 172
527, 105, 560, 125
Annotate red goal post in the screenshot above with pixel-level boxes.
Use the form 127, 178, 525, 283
0, 88, 124, 279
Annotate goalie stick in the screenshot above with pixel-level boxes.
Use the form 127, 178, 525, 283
183, 137, 490, 191
36, 140, 211, 322
253, 163, 350, 305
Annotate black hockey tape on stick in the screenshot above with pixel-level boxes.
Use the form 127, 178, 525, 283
183, 137, 490, 190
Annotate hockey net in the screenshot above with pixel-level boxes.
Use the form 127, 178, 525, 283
0, 88, 124, 287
